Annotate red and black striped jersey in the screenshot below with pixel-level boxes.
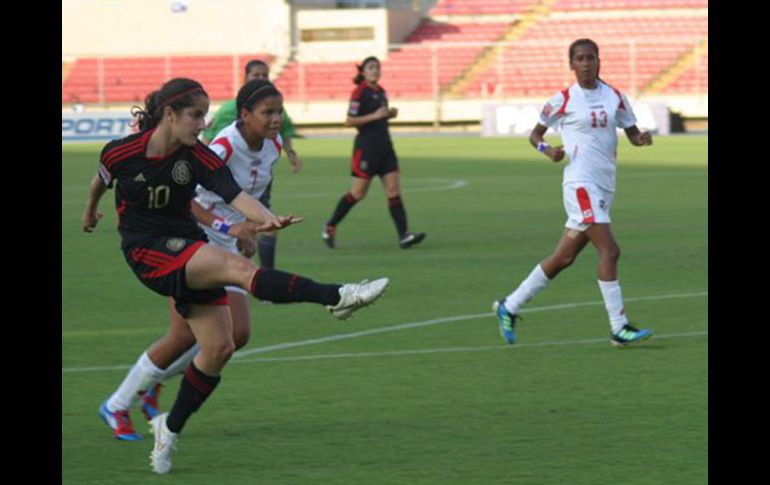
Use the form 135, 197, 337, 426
348, 82, 391, 142
98, 128, 242, 247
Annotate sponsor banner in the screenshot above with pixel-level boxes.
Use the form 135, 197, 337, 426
481, 101, 669, 137
62, 112, 137, 142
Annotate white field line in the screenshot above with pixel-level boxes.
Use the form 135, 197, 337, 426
231, 331, 708, 364
61, 291, 707, 374
232, 291, 707, 357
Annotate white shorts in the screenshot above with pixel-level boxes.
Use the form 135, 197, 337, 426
562, 182, 614, 232
200, 224, 248, 296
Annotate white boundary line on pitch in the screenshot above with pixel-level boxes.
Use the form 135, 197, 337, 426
232, 291, 707, 358
231, 331, 708, 364
61, 291, 707, 374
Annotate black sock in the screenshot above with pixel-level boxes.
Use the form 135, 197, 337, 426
166, 362, 221, 433
388, 196, 408, 238
327, 192, 359, 227
257, 234, 276, 269
250, 268, 342, 305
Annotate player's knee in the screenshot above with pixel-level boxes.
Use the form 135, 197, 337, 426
232, 325, 251, 350
556, 252, 577, 269
225, 253, 258, 286
205, 339, 235, 366
351, 188, 367, 200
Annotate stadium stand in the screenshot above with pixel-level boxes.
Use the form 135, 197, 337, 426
461, 14, 707, 97
62, 0, 707, 104
275, 20, 512, 100
550, 0, 708, 11
430, 0, 540, 16
62, 55, 273, 104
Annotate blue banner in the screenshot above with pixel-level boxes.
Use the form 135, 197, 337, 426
62, 112, 137, 142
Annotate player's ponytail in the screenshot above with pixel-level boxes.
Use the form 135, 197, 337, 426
352, 56, 379, 85
131, 78, 208, 131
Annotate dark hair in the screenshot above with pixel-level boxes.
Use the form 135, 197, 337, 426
245, 59, 269, 77
131, 78, 207, 131
236, 79, 282, 114
568, 38, 599, 63
352, 56, 380, 85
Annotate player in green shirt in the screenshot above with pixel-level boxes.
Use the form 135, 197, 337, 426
201, 59, 303, 269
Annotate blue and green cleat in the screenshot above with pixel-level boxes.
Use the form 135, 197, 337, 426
492, 299, 518, 345
610, 324, 653, 347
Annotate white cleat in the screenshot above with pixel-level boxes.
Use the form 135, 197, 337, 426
149, 413, 178, 475
328, 277, 390, 320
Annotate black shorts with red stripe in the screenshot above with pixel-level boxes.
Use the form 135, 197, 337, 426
350, 138, 398, 179
123, 236, 227, 318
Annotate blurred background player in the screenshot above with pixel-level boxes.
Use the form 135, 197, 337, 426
202, 58, 302, 269
322, 56, 425, 249
492, 39, 654, 348
84, 78, 389, 474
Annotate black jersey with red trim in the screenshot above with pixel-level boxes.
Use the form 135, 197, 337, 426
98, 128, 242, 248
348, 82, 391, 143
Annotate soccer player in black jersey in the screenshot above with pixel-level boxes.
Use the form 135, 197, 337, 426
322, 56, 426, 249
82, 78, 389, 474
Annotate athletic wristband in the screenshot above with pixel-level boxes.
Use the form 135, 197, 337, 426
212, 218, 230, 235
537, 141, 548, 153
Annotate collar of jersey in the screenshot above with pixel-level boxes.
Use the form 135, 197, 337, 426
141, 128, 184, 162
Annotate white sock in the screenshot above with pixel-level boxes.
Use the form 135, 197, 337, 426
107, 352, 165, 412
158, 344, 200, 381
598, 279, 629, 333
504, 264, 550, 315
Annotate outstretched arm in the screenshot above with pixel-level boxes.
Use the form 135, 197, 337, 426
228, 191, 303, 232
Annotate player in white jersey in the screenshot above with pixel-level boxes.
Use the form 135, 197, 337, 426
98, 80, 390, 448
196, 120, 284, 263
493, 39, 654, 348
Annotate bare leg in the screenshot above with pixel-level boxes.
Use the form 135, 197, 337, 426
540, 228, 591, 278
584, 223, 620, 280
145, 299, 197, 369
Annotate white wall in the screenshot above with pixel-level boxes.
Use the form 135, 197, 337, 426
62, 0, 291, 57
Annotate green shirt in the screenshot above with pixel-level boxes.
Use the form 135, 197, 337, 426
203, 99, 296, 143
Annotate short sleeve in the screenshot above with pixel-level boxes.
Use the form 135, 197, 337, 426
192, 144, 241, 203
348, 85, 366, 116
615, 91, 637, 129
97, 142, 117, 188
538, 91, 567, 128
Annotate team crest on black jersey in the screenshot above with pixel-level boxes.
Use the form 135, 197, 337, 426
166, 238, 186, 252
172, 160, 192, 185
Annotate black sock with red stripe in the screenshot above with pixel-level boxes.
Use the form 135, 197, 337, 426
250, 268, 342, 306
388, 196, 408, 238
166, 362, 221, 433
327, 192, 359, 227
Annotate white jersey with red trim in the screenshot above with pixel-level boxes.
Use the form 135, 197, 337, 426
194, 121, 283, 223
539, 80, 637, 192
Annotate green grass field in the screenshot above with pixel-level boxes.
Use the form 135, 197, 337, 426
62, 135, 708, 484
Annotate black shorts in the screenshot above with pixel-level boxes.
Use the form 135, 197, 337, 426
350, 140, 398, 179
123, 237, 228, 318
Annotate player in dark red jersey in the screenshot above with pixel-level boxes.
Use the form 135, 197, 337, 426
82, 78, 389, 474
322, 56, 426, 249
